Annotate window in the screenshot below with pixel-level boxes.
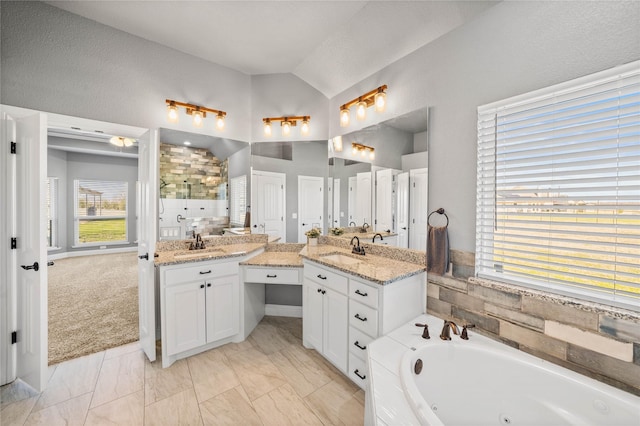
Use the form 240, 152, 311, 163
229, 175, 247, 227
476, 61, 640, 310
46, 177, 59, 249
74, 179, 128, 245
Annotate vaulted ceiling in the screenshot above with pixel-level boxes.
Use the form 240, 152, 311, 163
47, 1, 498, 98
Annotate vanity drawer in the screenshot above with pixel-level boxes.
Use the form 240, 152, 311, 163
304, 263, 348, 295
349, 299, 378, 337
349, 279, 378, 309
163, 261, 237, 285
349, 326, 374, 361
349, 352, 368, 389
244, 267, 300, 284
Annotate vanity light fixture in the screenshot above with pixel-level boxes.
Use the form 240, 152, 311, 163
351, 142, 375, 161
262, 116, 311, 137
109, 136, 135, 147
165, 99, 227, 131
339, 85, 387, 127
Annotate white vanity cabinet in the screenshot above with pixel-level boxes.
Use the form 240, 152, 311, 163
303, 262, 349, 372
303, 259, 425, 389
160, 258, 240, 367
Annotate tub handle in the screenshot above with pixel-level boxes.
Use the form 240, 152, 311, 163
354, 341, 367, 350
461, 324, 476, 340
354, 313, 367, 322
354, 369, 366, 380
415, 323, 430, 339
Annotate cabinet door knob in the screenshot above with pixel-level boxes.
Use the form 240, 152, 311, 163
207, 283, 211, 287
354, 369, 366, 380
322, 290, 326, 295
354, 289, 368, 297
317, 288, 322, 293
200, 284, 205, 289
354, 313, 367, 322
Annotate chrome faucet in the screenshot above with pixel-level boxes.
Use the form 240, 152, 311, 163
350, 236, 365, 255
372, 233, 383, 243
440, 320, 460, 340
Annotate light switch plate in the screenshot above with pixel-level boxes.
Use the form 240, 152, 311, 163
292, 213, 297, 219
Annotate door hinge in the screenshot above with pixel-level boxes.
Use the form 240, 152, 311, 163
11, 331, 17, 344
10, 141, 17, 154
11, 237, 17, 249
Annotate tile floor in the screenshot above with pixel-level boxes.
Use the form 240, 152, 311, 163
1, 316, 365, 425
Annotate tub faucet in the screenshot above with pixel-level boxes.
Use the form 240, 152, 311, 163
461, 324, 476, 340
440, 320, 460, 340
372, 233, 383, 243
415, 323, 430, 339
350, 236, 365, 255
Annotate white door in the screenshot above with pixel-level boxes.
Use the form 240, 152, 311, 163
298, 175, 324, 242
333, 178, 341, 228
4, 111, 48, 391
138, 129, 158, 362
410, 168, 428, 251
348, 176, 357, 226
252, 171, 285, 240
355, 172, 372, 227
327, 178, 333, 230
376, 169, 393, 232
396, 172, 410, 248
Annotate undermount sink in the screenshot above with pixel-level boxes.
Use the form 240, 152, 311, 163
320, 253, 364, 265
173, 249, 224, 259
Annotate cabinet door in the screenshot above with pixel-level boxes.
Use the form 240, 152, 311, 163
323, 287, 348, 372
206, 274, 239, 343
165, 281, 206, 356
303, 281, 324, 351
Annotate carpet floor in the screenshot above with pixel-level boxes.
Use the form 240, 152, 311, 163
48, 252, 139, 365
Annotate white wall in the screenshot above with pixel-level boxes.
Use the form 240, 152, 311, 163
329, 0, 640, 252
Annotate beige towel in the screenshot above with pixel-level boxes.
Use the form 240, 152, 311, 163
427, 225, 450, 275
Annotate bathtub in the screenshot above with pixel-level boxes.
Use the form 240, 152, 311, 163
366, 314, 640, 426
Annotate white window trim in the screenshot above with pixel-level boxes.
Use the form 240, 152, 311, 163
476, 60, 640, 312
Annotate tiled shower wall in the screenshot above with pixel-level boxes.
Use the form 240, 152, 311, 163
427, 249, 640, 396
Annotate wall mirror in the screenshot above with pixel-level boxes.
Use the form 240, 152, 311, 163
328, 107, 429, 250
158, 128, 250, 240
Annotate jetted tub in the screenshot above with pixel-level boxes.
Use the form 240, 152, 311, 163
366, 314, 640, 426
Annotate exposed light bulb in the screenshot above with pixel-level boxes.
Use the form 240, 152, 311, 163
301, 119, 310, 136
109, 136, 123, 147
123, 137, 134, 147
369, 149, 375, 160
192, 110, 204, 128
216, 113, 225, 130
282, 121, 291, 137
340, 108, 350, 127
184, 141, 191, 146
360, 148, 366, 158
374, 91, 386, 113
352, 145, 358, 155
167, 103, 179, 123
356, 100, 367, 121
264, 120, 272, 136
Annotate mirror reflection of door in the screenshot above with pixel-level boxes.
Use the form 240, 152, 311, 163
298, 175, 324, 242
410, 168, 428, 251
396, 172, 410, 248
252, 170, 285, 240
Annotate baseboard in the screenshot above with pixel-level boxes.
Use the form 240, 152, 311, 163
48, 246, 138, 260
265, 304, 302, 318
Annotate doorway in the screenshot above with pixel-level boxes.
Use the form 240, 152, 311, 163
251, 170, 286, 240
298, 175, 324, 242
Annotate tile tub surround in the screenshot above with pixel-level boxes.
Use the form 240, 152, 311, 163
154, 234, 269, 266
427, 252, 640, 396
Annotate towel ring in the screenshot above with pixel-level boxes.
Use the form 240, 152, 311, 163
428, 208, 449, 227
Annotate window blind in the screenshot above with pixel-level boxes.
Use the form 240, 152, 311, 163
476, 61, 640, 309
230, 175, 247, 227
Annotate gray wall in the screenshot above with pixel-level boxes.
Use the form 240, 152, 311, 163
251, 141, 328, 243
65, 152, 138, 252
332, 125, 414, 170
329, 0, 640, 252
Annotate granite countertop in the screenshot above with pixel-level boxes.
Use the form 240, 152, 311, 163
239, 243, 305, 267
299, 244, 425, 285
155, 242, 266, 266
